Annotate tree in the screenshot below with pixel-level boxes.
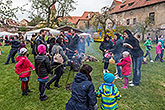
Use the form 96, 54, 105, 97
29, 0, 76, 27
93, 6, 114, 34
132, 17, 153, 41
28, 15, 44, 26
0, 0, 25, 24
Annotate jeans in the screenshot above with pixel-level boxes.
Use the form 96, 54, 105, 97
132, 56, 143, 85
155, 54, 162, 62
144, 50, 152, 61
39, 82, 45, 96
5, 48, 17, 64
160, 49, 164, 61
47, 65, 63, 86
104, 57, 109, 69
114, 54, 121, 77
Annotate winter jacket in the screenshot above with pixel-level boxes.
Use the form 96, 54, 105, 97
110, 39, 124, 55
15, 56, 35, 78
66, 72, 97, 110
124, 38, 144, 58
35, 54, 51, 78
158, 38, 164, 49
156, 45, 162, 54
51, 43, 68, 62
68, 34, 80, 51
96, 83, 121, 110
6, 39, 20, 49
34, 35, 47, 54
144, 39, 152, 51
117, 56, 131, 76
78, 38, 85, 53
99, 40, 113, 55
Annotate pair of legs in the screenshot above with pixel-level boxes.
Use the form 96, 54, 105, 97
46, 65, 63, 88
114, 54, 122, 78
160, 49, 164, 62
103, 57, 110, 73
155, 54, 163, 62
5, 48, 17, 64
144, 50, 152, 61
20, 77, 31, 95
122, 77, 129, 89
132, 56, 143, 86
39, 81, 49, 101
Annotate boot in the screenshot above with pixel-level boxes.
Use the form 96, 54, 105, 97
40, 95, 48, 101
121, 84, 128, 89
22, 90, 29, 96
45, 85, 53, 90
26, 87, 33, 93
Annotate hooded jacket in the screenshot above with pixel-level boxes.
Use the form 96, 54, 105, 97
99, 40, 113, 55
15, 56, 35, 78
35, 54, 51, 78
144, 39, 152, 51
96, 83, 121, 110
117, 56, 131, 76
66, 72, 97, 110
110, 39, 124, 55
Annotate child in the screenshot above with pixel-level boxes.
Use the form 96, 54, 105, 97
18, 39, 27, 56
15, 48, 35, 96
96, 73, 121, 110
155, 42, 163, 62
144, 37, 153, 62
35, 44, 51, 101
117, 51, 131, 89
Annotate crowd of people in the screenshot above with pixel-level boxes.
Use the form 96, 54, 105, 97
0, 28, 164, 110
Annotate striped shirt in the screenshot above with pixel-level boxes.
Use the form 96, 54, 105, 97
96, 83, 121, 110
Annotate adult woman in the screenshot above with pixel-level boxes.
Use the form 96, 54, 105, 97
158, 35, 164, 62
123, 30, 144, 86
110, 33, 124, 79
66, 64, 97, 110
46, 37, 68, 89
99, 35, 113, 73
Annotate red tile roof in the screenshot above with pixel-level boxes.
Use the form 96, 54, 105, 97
51, 4, 56, 11
110, 0, 165, 14
114, 0, 122, 5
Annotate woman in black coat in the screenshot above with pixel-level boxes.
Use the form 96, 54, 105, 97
99, 35, 113, 73
66, 64, 97, 110
123, 30, 144, 86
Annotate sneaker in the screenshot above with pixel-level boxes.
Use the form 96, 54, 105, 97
150, 60, 154, 63
45, 85, 53, 90
40, 95, 48, 101
26, 89, 33, 93
22, 91, 29, 96
129, 81, 133, 84
103, 69, 106, 73
121, 85, 128, 89
129, 84, 135, 87
114, 72, 118, 75
106, 69, 109, 73
3, 63, 9, 65
54, 84, 61, 88
115, 75, 120, 79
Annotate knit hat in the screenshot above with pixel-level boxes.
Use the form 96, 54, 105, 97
103, 73, 115, 83
38, 44, 46, 54
20, 48, 27, 55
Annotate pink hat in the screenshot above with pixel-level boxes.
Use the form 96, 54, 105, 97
38, 44, 46, 54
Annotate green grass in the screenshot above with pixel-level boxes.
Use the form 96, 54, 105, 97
0, 42, 165, 110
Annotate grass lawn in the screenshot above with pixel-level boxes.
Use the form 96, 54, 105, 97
0, 42, 165, 110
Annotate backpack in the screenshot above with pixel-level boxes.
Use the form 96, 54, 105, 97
72, 59, 81, 72
53, 46, 64, 64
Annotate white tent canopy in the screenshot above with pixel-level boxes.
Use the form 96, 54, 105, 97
25, 27, 60, 40
79, 33, 91, 37
0, 31, 18, 38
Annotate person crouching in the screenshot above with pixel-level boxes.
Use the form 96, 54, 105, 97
35, 44, 51, 101
15, 48, 35, 96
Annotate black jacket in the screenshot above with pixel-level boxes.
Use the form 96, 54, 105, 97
124, 38, 144, 57
68, 34, 80, 51
99, 40, 113, 55
66, 72, 97, 110
6, 39, 20, 49
110, 39, 124, 55
35, 54, 51, 78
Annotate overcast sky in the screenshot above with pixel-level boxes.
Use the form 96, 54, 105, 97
12, 0, 116, 21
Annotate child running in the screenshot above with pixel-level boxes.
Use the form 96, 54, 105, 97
35, 44, 51, 101
15, 48, 35, 96
117, 51, 131, 89
96, 73, 121, 110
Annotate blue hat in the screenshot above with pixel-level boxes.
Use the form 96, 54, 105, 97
103, 73, 115, 83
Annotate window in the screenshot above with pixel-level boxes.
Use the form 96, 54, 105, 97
149, 12, 155, 24
133, 18, 136, 24
128, 2, 134, 6
146, 0, 150, 1
127, 19, 130, 25
120, 4, 126, 8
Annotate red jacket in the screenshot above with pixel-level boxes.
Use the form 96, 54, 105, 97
117, 56, 131, 76
15, 56, 35, 78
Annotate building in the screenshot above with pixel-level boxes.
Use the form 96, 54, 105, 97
109, 0, 165, 39
20, 19, 29, 26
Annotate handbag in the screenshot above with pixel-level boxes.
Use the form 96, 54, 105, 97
53, 46, 64, 64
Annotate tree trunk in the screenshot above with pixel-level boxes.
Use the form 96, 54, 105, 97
142, 32, 145, 41
47, 8, 51, 27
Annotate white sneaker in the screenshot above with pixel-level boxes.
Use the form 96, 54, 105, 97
129, 84, 135, 87
106, 69, 109, 73
103, 69, 106, 73
150, 60, 154, 63
114, 72, 118, 75
115, 75, 120, 79
129, 81, 133, 84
